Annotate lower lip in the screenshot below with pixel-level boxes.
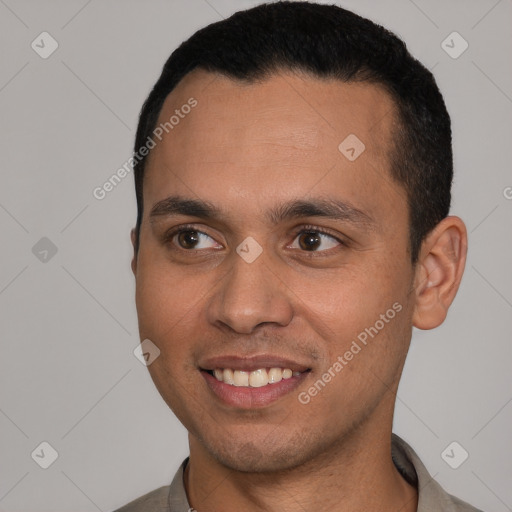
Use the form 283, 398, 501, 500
201, 370, 309, 409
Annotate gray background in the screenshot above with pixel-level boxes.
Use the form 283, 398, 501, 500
0, 0, 510, 510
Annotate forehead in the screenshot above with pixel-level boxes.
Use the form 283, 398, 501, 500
143, 68, 403, 226
154, 68, 395, 156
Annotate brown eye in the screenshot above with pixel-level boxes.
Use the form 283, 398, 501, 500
177, 230, 200, 249
291, 229, 341, 252
168, 228, 221, 251
298, 232, 322, 251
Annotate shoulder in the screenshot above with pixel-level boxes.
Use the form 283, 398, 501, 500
112, 485, 171, 512
392, 434, 484, 512
444, 493, 484, 512
112, 457, 190, 512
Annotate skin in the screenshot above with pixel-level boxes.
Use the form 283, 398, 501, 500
131, 68, 467, 512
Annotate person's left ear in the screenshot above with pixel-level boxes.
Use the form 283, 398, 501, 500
412, 216, 468, 330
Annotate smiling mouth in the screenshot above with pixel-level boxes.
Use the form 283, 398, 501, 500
205, 367, 310, 387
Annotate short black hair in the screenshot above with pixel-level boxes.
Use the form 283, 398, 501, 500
132, 0, 452, 263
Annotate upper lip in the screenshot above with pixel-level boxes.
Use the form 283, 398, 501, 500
199, 354, 311, 373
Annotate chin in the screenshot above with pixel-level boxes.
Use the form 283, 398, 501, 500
213, 444, 301, 473
198, 428, 320, 474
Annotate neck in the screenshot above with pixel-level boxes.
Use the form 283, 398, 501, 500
184, 421, 417, 512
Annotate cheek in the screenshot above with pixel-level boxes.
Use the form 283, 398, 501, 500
134, 250, 207, 350
293, 269, 410, 422
134, 260, 204, 411
295, 261, 401, 327
292, 258, 411, 372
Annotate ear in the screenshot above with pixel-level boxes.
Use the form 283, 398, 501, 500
130, 228, 138, 276
412, 216, 468, 330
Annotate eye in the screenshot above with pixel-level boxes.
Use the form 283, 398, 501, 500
168, 227, 222, 251
164, 225, 344, 253
290, 228, 343, 252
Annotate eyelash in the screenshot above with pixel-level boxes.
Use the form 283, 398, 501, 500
163, 223, 346, 254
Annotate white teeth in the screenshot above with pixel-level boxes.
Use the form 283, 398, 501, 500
249, 369, 268, 387
211, 367, 301, 387
223, 368, 235, 385
233, 370, 249, 387
268, 367, 283, 384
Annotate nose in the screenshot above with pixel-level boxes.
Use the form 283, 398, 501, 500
206, 250, 294, 334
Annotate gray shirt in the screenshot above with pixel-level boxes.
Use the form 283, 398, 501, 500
113, 434, 482, 512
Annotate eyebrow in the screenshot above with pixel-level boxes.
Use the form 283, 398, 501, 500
149, 194, 376, 229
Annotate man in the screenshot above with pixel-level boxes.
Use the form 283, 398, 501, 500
117, 1, 480, 510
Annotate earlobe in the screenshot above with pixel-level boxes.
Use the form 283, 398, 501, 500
412, 216, 467, 330
130, 228, 137, 276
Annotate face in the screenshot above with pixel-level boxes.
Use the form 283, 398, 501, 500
132, 69, 417, 472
